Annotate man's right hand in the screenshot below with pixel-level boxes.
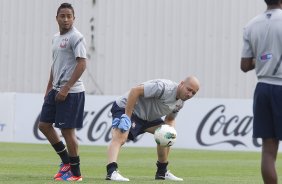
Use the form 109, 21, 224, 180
112, 114, 132, 133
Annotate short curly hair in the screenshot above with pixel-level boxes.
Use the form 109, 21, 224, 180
265, 0, 282, 5
57, 3, 75, 16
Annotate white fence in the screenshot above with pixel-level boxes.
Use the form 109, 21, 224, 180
0, 0, 265, 98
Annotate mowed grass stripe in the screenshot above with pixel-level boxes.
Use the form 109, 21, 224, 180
0, 142, 282, 184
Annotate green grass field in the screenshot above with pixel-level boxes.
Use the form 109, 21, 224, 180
1, 142, 281, 184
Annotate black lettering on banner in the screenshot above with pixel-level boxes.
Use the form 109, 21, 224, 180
87, 101, 113, 142
33, 114, 46, 140
196, 105, 258, 147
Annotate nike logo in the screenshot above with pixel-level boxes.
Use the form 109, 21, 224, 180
58, 122, 65, 125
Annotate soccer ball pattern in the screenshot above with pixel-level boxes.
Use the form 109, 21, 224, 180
154, 124, 177, 147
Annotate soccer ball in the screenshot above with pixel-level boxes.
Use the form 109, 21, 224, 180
154, 124, 177, 147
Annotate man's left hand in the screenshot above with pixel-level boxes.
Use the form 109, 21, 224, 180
55, 85, 70, 102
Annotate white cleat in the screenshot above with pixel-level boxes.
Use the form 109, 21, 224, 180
156, 170, 183, 181
106, 171, 130, 181
164, 170, 183, 181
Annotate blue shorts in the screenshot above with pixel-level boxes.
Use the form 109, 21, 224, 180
253, 82, 282, 140
111, 102, 164, 141
40, 89, 85, 129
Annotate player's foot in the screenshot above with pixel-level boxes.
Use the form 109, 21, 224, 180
106, 170, 130, 181
55, 171, 82, 181
54, 163, 71, 179
155, 170, 183, 181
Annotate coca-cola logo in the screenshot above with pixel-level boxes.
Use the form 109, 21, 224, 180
196, 104, 261, 148
33, 101, 142, 143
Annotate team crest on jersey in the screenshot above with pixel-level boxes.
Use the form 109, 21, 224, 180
260, 52, 272, 62
60, 38, 69, 48
131, 121, 136, 129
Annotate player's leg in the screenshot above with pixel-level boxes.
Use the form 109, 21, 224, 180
106, 128, 130, 181
145, 123, 183, 181
146, 125, 170, 179
253, 83, 280, 184
59, 128, 82, 181
38, 89, 70, 179
261, 138, 278, 184
156, 144, 170, 177
39, 122, 71, 179
261, 84, 282, 184
107, 128, 129, 163
54, 92, 84, 181
145, 124, 170, 161
38, 122, 60, 144
106, 102, 130, 181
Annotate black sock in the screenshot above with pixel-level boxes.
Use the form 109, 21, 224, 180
52, 141, 70, 164
70, 156, 81, 176
107, 162, 118, 176
156, 161, 168, 176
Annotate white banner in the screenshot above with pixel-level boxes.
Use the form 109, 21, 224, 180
0, 93, 15, 142
0, 93, 263, 151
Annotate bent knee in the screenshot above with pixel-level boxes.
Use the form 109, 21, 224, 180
111, 134, 128, 145
38, 122, 52, 132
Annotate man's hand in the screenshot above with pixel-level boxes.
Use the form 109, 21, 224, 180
118, 114, 132, 132
112, 114, 132, 133
55, 85, 70, 102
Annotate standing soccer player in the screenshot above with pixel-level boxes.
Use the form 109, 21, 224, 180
38, 3, 87, 181
241, 0, 282, 183
106, 76, 200, 181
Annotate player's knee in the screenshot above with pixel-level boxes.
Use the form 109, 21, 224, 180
61, 129, 75, 139
38, 122, 52, 132
120, 139, 127, 145
112, 136, 127, 146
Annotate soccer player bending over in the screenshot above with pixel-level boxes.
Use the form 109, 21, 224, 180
106, 76, 200, 181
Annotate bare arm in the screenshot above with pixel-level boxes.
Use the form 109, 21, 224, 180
125, 85, 144, 118
241, 57, 255, 72
44, 70, 54, 98
56, 58, 86, 101
164, 113, 176, 127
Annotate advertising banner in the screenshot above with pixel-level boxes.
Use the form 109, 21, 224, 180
1, 93, 262, 151
0, 93, 15, 142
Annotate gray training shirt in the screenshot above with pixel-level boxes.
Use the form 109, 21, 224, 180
242, 9, 282, 85
51, 27, 87, 93
116, 79, 184, 121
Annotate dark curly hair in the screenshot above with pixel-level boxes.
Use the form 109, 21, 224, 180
265, 0, 282, 5
57, 3, 75, 16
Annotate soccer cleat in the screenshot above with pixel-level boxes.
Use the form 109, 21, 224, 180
155, 170, 183, 181
106, 170, 130, 181
54, 163, 71, 179
55, 171, 82, 181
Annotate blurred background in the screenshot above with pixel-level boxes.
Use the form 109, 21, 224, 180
0, 0, 265, 98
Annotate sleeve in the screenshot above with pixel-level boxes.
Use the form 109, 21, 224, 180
241, 27, 254, 58
143, 80, 166, 99
71, 34, 87, 59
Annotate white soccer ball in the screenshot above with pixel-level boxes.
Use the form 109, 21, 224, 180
154, 124, 177, 147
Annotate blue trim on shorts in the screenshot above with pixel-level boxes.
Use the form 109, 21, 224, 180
111, 102, 164, 141
40, 89, 85, 129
